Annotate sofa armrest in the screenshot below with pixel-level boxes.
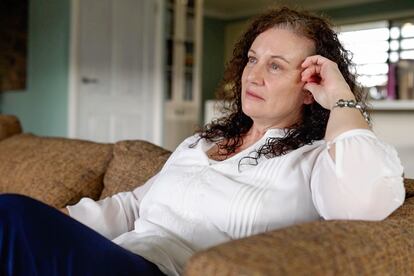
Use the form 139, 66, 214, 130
185, 199, 414, 275
0, 115, 22, 141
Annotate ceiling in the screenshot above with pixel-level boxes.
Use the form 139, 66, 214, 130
204, 0, 384, 19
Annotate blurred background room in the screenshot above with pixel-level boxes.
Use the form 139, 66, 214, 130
0, 0, 413, 177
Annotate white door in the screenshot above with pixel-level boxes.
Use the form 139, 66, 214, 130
69, 0, 163, 144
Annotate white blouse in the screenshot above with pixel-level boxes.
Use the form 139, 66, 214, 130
67, 129, 405, 276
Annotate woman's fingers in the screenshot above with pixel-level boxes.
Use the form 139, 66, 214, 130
301, 54, 354, 109
301, 55, 330, 68
300, 55, 329, 84
301, 55, 343, 85
301, 65, 321, 82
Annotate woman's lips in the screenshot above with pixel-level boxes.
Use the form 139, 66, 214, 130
246, 90, 265, 100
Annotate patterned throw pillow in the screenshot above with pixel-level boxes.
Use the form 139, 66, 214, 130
0, 134, 113, 208
101, 140, 171, 199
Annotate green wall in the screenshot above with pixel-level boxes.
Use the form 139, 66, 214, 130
319, 0, 414, 23
202, 16, 226, 104
0, 0, 70, 137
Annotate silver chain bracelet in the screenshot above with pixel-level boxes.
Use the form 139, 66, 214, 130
332, 99, 371, 126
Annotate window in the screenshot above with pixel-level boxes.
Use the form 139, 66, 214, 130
338, 18, 414, 100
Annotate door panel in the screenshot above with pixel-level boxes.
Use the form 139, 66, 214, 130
76, 0, 162, 144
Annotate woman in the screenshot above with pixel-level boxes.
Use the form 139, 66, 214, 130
0, 7, 405, 276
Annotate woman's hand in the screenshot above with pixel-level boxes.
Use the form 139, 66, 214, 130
301, 55, 355, 110
301, 55, 369, 144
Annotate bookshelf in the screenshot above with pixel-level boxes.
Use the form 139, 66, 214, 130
163, 0, 203, 151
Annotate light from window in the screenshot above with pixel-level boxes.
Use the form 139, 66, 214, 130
390, 26, 400, 39
390, 40, 399, 51
338, 20, 414, 100
338, 22, 389, 89
401, 23, 414, 38
390, 52, 399, 63
400, 50, 414, 59
338, 27, 389, 42
401, 38, 414, 49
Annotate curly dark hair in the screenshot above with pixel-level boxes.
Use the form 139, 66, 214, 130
194, 7, 366, 163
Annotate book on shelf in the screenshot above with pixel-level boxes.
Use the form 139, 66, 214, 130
387, 63, 397, 100
396, 60, 414, 100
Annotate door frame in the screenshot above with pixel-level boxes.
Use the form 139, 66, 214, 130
67, 0, 164, 145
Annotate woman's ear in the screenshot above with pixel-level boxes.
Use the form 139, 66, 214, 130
303, 90, 314, 105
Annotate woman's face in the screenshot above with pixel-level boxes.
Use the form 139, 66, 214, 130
241, 27, 315, 129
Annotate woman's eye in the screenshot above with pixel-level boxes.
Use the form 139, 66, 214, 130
270, 63, 279, 71
247, 56, 256, 64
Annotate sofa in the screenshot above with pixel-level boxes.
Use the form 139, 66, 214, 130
0, 114, 413, 275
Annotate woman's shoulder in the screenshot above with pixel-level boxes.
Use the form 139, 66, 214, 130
159, 135, 202, 171
176, 134, 202, 149
285, 139, 326, 160
167, 134, 205, 157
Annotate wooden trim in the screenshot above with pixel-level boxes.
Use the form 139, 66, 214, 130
152, 0, 164, 146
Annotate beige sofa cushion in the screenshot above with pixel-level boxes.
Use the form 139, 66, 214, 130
185, 197, 414, 276
405, 178, 414, 198
0, 134, 113, 208
0, 115, 22, 141
101, 140, 171, 199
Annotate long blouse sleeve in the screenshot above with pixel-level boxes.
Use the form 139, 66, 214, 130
310, 129, 405, 221
67, 174, 157, 240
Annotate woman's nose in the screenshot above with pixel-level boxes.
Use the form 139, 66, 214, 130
247, 64, 265, 85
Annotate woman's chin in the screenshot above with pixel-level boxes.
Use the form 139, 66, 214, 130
242, 106, 263, 119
